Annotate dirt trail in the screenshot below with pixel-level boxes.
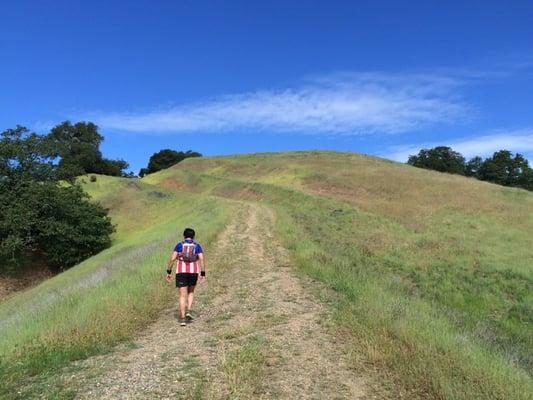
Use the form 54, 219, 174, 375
67, 203, 371, 399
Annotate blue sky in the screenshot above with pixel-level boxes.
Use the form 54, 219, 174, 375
1, 1, 533, 174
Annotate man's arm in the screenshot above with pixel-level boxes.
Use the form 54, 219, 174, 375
165, 251, 178, 282
198, 253, 206, 282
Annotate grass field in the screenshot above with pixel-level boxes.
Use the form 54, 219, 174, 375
0, 177, 235, 398
147, 152, 533, 399
1, 151, 531, 399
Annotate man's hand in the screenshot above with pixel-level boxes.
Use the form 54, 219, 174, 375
199, 276, 206, 284
165, 274, 172, 283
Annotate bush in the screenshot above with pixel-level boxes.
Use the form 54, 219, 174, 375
0, 181, 114, 270
90, 175, 97, 182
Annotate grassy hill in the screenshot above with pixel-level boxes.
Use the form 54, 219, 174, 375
1, 151, 531, 399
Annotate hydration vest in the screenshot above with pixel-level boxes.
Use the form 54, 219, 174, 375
179, 241, 198, 263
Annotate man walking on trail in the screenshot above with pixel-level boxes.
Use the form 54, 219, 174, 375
166, 228, 206, 326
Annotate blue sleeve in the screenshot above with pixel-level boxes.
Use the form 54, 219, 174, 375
174, 242, 182, 252
195, 243, 203, 254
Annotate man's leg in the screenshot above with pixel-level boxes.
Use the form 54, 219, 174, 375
178, 286, 188, 320
187, 286, 195, 313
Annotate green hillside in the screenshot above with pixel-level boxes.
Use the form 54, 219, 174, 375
1, 151, 532, 399
0, 176, 235, 398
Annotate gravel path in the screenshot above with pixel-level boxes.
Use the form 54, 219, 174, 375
66, 203, 371, 399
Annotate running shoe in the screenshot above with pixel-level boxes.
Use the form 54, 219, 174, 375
179, 318, 187, 326
185, 312, 194, 322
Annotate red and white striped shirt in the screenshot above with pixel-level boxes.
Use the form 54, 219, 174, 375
176, 259, 200, 274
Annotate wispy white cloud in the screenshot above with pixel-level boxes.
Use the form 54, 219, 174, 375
82, 72, 469, 135
384, 128, 533, 162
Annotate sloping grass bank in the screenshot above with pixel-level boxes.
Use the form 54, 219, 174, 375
150, 154, 532, 400
0, 180, 234, 398
270, 191, 531, 399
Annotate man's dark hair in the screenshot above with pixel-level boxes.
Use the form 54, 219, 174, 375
183, 228, 195, 239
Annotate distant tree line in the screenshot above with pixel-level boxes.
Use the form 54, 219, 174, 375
139, 149, 202, 177
408, 146, 533, 191
0, 121, 123, 273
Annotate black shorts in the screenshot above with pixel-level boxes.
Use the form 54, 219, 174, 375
176, 273, 198, 288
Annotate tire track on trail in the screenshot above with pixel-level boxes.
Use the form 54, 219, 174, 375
65, 203, 371, 399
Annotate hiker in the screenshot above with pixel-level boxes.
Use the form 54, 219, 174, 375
165, 228, 206, 326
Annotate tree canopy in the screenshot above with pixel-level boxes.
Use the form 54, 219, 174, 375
407, 146, 533, 191
407, 146, 466, 175
49, 121, 129, 180
139, 149, 202, 177
0, 125, 115, 272
476, 150, 530, 188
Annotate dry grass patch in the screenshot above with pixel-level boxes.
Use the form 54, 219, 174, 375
220, 335, 268, 399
